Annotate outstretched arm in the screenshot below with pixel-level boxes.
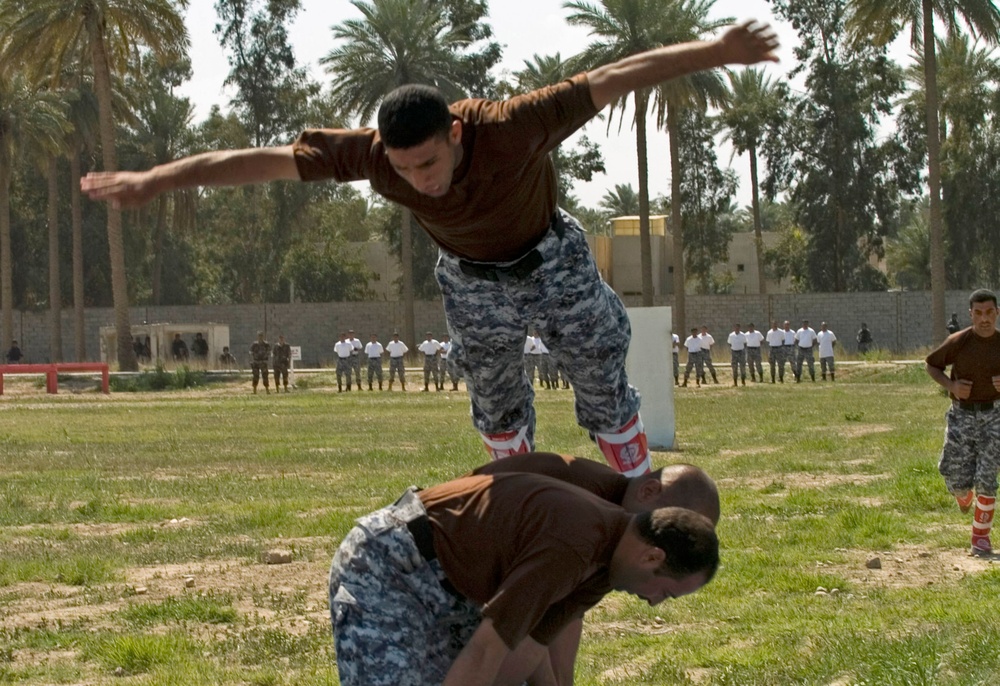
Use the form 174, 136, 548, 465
587, 20, 779, 111
80, 145, 300, 209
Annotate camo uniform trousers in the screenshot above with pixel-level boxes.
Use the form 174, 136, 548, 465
939, 405, 1000, 497
746, 347, 763, 380
367, 357, 383, 385
684, 350, 703, 383
730, 348, 747, 381
329, 489, 481, 686
435, 209, 640, 440
336, 357, 353, 386
820, 355, 835, 377
389, 357, 406, 383
795, 346, 815, 380
672, 352, 679, 382
423, 355, 441, 388
350, 353, 363, 385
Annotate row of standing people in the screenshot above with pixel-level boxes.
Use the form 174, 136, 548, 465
674, 320, 842, 387
523, 333, 571, 390
332, 330, 462, 393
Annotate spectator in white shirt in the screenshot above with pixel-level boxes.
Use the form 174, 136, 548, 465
682, 328, 704, 387
765, 321, 786, 383
794, 320, 818, 382
699, 326, 719, 384
385, 333, 409, 391
744, 323, 765, 382
365, 334, 386, 391
816, 322, 838, 381
672, 333, 681, 386
334, 332, 357, 392
727, 324, 748, 387
417, 332, 443, 392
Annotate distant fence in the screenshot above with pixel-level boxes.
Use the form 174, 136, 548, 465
8, 290, 973, 366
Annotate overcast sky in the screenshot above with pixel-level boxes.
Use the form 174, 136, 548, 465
176, 0, 911, 210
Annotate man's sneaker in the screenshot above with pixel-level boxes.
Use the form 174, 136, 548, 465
956, 490, 975, 514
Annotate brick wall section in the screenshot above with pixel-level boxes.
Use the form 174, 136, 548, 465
7, 290, 975, 365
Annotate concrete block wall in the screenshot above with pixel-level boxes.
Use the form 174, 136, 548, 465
5, 290, 977, 365
622, 290, 973, 353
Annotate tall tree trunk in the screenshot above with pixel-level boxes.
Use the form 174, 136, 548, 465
70, 149, 86, 361
151, 194, 167, 305
668, 105, 685, 335
0, 165, 12, 351
90, 24, 136, 370
749, 141, 766, 295
923, 1, 946, 342
401, 207, 415, 350
47, 156, 61, 362
635, 90, 653, 306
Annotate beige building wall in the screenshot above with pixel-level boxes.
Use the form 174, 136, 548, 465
350, 241, 401, 301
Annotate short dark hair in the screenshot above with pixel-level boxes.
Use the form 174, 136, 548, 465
636, 507, 719, 581
970, 289, 997, 308
377, 84, 452, 150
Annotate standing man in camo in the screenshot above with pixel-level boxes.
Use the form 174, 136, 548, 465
766, 321, 784, 383
365, 333, 385, 391
386, 332, 408, 391
727, 324, 747, 387
334, 332, 356, 393
346, 329, 364, 390
794, 320, 818, 383
926, 289, 1000, 557
272, 334, 292, 392
698, 326, 719, 385
440, 333, 460, 391
682, 328, 703, 388
782, 321, 796, 381
249, 331, 271, 395
744, 323, 764, 383
672, 332, 681, 386
81, 22, 778, 477
816, 322, 837, 381
418, 332, 442, 392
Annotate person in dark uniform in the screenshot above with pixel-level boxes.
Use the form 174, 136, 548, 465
249, 331, 271, 394
171, 333, 189, 362
5, 340, 22, 363
272, 335, 292, 392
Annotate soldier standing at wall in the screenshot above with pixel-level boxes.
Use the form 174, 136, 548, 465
386, 332, 408, 391
744, 323, 765, 382
682, 328, 704, 387
816, 323, 837, 381
794, 320, 818, 383
781, 321, 796, 382
365, 333, 385, 390
334, 332, 356, 393
856, 322, 873, 354
272, 335, 292, 392
418, 332, 442, 392
766, 321, 784, 383
249, 331, 271, 395
728, 324, 747, 387
346, 329, 364, 389
698, 326, 719, 384
440, 333, 460, 391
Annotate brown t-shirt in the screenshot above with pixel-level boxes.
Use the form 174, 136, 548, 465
926, 327, 1000, 402
417, 473, 630, 649
292, 75, 598, 262
470, 452, 629, 506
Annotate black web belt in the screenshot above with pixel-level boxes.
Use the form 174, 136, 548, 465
955, 400, 995, 412
457, 212, 565, 283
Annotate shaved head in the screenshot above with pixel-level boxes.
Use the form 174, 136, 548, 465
623, 463, 720, 524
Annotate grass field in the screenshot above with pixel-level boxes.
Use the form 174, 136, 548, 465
2, 363, 999, 685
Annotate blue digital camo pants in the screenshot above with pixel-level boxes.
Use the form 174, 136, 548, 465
329, 490, 481, 686
939, 406, 1000, 497
436, 210, 640, 440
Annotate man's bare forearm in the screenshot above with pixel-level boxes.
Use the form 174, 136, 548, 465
151, 146, 300, 193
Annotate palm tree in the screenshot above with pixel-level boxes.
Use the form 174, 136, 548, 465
566, 0, 676, 307
719, 68, 785, 295
600, 183, 640, 217
846, 0, 1000, 342
0, 71, 68, 353
0, 0, 188, 370
652, 0, 729, 335
322, 0, 469, 348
